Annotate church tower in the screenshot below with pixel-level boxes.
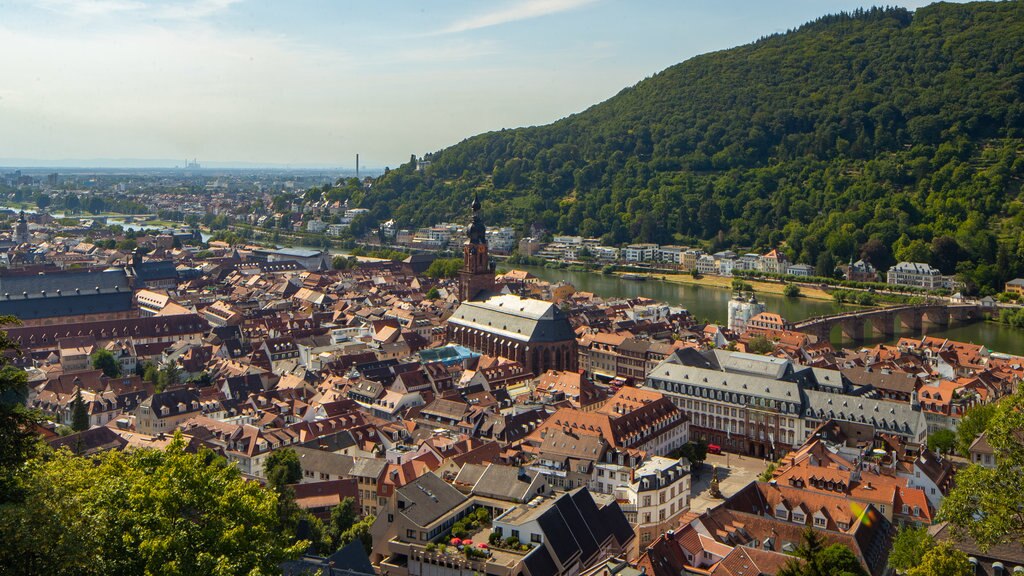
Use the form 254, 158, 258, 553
13, 210, 29, 245
459, 193, 495, 301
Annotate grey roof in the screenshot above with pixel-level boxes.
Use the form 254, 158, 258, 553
650, 356, 803, 408
712, 350, 792, 379
0, 269, 133, 320
348, 457, 387, 480
802, 389, 925, 438
453, 463, 488, 487
470, 464, 538, 502
395, 472, 467, 527
448, 294, 575, 343
264, 247, 324, 258
293, 446, 355, 477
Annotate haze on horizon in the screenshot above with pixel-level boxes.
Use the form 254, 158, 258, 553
0, 0, 964, 169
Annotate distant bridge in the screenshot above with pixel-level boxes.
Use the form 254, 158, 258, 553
792, 303, 983, 342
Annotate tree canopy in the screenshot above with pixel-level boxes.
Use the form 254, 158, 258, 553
938, 388, 1024, 550
362, 2, 1024, 294
0, 435, 305, 575
90, 349, 121, 378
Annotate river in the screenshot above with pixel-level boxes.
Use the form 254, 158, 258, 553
513, 264, 1024, 354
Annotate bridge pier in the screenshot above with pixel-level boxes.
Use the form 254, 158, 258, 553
924, 309, 949, 327
840, 318, 865, 343
869, 314, 895, 339
899, 311, 922, 333
950, 307, 977, 322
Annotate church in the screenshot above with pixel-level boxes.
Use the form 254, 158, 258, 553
446, 195, 578, 375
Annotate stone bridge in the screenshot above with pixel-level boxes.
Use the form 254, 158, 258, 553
792, 303, 983, 343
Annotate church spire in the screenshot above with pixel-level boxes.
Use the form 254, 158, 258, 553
460, 191, 494, 301
467, 191, 486, 245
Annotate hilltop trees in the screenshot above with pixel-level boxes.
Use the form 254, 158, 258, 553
360, 2, 1024, 294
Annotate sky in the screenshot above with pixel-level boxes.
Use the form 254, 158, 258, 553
0, 0, 963, 169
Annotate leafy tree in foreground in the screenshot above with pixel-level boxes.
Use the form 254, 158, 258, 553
90, 349, 121, 378
938, 389, 1024, 550
926, 429, 956, 454
888, 525, 934, 573
0, 435, 304, 575
0, 315, 36, 503
906, 542, 972, 576
955, 402, 995, 456
264, 447, 303, 490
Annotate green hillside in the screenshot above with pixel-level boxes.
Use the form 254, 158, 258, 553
361, 2, 1024, 294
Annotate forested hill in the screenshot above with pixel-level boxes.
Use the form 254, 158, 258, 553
362, 1, 1024, 293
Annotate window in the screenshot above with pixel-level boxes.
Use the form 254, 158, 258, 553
406, 529, 416, 539
814, 515, 826, 528
511, 529, 519, 540
531, 534, 542, 544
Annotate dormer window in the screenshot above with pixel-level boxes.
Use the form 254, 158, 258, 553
775, 503, 789, 521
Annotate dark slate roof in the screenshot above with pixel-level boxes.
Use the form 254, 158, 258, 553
554, 492, 599, 562
536, 504, 578, 566
0, 290, 133, 320
600, 500, 635, 548
0, 268, 128, 295
130, 260, 178, 282
522, 545, 559, 576
448, 294, 575, 343
325, 540, 375, 575
48, 425, 128, 455
569, 489, 608, 543
144, 387, 200, 418
396, 472, 467, 527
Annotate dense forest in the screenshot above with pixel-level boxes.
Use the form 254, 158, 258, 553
359, 1, 1024, 294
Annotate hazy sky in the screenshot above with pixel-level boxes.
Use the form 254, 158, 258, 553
0, 0, 958, 168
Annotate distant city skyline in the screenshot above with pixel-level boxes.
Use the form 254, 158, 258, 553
1, 0, 966, 168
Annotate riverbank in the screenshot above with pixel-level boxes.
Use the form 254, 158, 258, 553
625, 272, 835, 302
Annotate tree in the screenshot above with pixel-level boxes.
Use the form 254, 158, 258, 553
425, 287, 441, 299
955, 402, 995, 455
34, 193, 50, 210
783, 283, 801, 298
0, 435, 305, 575
888, 526, 934, 573
90, 349, 121, 378
927, 429, 956, 454
0, 315, 38, 502
679, 439, 708, 471
338, 515, 375, 556
425, 258, 463, 279
816, 251, 837, 279
747, 335, 775, 354
777, 528, 868, 576
326, 497, 358, 551
70, 389, 89, 432
757, 462, 778, 482
264, 448, 303, 491
156, 363, 180, 392
938, 389, 1024, 550
906, 542, 972, 576
142, 362, 159, 384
